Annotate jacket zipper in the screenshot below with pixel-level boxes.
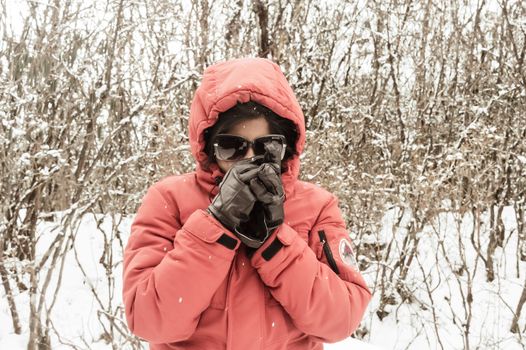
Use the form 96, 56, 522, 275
225, 257, 235, 348
318, 230, 340, 275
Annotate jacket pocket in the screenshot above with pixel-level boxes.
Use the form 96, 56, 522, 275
317, 230, 340, 275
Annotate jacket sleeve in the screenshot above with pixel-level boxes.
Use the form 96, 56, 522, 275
122, 185, 241, 344
249, 193, 371, 343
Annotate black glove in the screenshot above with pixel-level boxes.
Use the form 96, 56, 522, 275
235, 201, 269, 249
249, 162, 285, 231
207, 159, 260, 232
236, 162, 285, 250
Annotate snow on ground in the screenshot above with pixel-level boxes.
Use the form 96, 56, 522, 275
0, 333, 383, 350
361, 205, 526, 349
1, 205, 524, 349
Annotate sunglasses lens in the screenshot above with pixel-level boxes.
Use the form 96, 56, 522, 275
214, 134, 286, 161
214, 135, 247, 161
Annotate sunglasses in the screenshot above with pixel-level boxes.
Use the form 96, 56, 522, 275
213, 134, 287, 162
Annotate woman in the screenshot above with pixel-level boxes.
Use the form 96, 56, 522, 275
122, 57, 371, 350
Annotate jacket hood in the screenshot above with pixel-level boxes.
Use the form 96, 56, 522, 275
188, 57, 306, 200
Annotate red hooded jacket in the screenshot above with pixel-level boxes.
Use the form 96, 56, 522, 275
122, 57, 372, 349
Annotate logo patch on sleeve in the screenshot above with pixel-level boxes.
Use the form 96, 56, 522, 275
339, 238, 358, 268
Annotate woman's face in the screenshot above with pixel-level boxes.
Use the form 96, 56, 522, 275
216, 117, 270, 173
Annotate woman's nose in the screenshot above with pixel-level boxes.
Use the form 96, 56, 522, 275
244, 145, 255, 159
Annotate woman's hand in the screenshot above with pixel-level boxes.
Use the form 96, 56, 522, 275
207, 159, 260, 231
249, 162, 285, 231
235, 162, 285, 251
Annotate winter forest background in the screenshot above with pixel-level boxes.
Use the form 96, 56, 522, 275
1, 0, 525, 349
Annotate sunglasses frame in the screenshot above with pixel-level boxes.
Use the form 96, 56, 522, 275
213, 134, 287, 162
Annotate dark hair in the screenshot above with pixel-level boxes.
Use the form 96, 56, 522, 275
203, 101, 299, 173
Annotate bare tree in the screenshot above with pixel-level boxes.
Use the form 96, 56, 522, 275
1, 0, 525, 349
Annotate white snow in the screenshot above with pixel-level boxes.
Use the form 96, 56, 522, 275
2, 204, 525, 349
0, 211, 386, 349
